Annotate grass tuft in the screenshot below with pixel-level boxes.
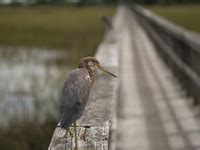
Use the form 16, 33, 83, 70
0, 6, 115, 64
147, 4, 200, 33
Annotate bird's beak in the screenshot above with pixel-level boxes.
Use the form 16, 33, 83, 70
97, 64, 117, 78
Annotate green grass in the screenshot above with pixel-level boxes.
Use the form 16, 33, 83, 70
0, 120, 56, 150
0, 6, 115, 64
147, 4, 200, 33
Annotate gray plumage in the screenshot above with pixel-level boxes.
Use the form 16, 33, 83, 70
59, 57, 116, 130
59, 68, 92, 129
58, 57, 116, 150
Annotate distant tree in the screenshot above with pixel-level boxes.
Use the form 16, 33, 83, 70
130, 0, 158, 4
36, 0, 46, 4
35, 0, 66, 4
102, 0, 119, 4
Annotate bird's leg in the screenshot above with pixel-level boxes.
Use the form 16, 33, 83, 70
68, 128, 73, 138
74, 122, 78, 150
68, 128, 73, 148
63, 128, 69, 138
80, 127, 87, 141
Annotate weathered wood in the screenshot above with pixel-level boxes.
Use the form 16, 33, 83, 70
48, 122, 109, 150
114, 5, 200, 149
131, 4, 200, 103
48, 18, 119, 150
132, 5, 200, 53
132, 6, 200, 86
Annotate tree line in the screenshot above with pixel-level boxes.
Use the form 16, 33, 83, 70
4, 0, 200, 5
133, 0, 200, 4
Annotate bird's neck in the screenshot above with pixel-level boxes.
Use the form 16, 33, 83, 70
89, 67, 94, 76
85, 68, 94, 85
79, 64, 94, 85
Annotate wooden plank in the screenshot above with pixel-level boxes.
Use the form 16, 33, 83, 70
48, 122, 109, 150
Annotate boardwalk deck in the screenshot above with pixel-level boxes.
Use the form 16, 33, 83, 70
115, 6, 200, 150
49, 5, 200, 150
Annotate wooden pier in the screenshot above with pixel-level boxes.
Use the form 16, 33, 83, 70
49, 4, 200, 150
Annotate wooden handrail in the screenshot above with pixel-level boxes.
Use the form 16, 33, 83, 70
131, 4, 200, 103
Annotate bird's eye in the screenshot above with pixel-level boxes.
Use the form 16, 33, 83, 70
88, 61, 94, 66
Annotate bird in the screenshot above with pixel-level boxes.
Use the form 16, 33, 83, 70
59, 56, 117, 149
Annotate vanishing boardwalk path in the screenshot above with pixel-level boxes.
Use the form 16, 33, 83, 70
115, 6, 200, 150
49, 5, 200, 150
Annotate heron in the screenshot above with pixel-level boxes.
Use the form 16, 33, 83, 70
59, 56, 117, 149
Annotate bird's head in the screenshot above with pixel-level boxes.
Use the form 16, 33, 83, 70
79, 56, 117, 78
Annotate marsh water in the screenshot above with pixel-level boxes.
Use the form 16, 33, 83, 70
0, 47, 70, 149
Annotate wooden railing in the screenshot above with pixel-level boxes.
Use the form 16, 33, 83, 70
131, 5, 200, 104
48, 27, 119, 149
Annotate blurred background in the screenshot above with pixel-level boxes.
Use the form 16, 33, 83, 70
0, 0, 199, 149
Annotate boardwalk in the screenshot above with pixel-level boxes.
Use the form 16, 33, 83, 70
49, 5, 200, 150
115, 6, 200, 150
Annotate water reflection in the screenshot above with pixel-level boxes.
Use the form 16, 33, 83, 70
0, 47, 69, 128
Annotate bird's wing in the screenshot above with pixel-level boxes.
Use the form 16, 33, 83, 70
59, 68, 91, 128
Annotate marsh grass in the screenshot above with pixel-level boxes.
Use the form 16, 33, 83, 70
0, 6, 115, 65
148, 4, 200, 33
0, 120, 56, 150
0, 6, 115, 150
